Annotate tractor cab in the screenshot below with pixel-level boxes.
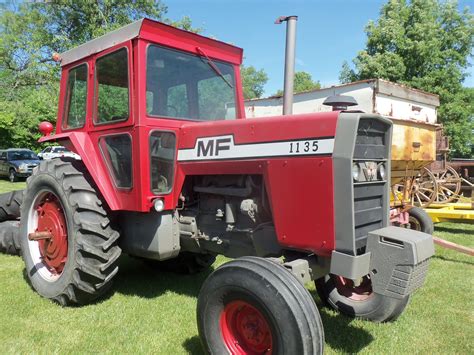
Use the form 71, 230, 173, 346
41, 18, 244, 212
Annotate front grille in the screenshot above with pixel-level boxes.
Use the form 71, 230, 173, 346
353, 118, 389, 251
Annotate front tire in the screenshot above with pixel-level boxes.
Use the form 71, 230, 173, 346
316, 274, 410, 322
197, 256, 324, 354
9, 169, 17, 183
20, 159, 121, 305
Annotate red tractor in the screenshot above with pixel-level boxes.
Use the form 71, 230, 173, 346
10, 18, 433, 354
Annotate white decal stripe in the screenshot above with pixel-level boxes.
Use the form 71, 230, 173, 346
177, 136, 334, 161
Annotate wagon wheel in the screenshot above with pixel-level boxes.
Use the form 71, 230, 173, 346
411, 167, 438, 207
434, 166, 462, 204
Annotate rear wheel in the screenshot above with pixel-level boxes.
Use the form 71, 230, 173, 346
145, 252, 216, 274
315, 274, 410, 322
0, 190, 23, 222
0, 220, 21, 255
20, 159, 121, 305
197, 256, 324, 354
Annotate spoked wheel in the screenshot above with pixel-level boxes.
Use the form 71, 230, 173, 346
20, 159, 121, 305
434, 166, 462, 203
316, 274, 410, 322
198, 257, 324, 354
411, 168, 438, 207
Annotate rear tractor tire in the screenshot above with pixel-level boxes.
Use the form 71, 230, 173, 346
316, 274, 410, 322
20, 159, 121, 306
0, 190, 23, 222
145, 252, 216, 274
197, 256, 324, 354
0, 220, 21, 255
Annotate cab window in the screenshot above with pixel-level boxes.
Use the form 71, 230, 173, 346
150, 131, 176, 194
146, 45, 236, 121
99, 134, 132, 189
95, 48, 129, 124
63, 64, 88, 129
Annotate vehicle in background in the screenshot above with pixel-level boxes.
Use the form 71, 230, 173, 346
0, 149, 40, 182
37, 146, 81, 160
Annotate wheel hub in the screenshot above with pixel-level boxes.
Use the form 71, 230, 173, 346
220, 300, 272, 354
34, 193, 68, 275
334, 275, 373, 301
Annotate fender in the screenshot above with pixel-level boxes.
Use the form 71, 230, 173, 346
39, 131, 121, 210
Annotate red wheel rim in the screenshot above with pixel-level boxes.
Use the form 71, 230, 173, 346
35, 192, 68, 275
334, 275, 373, 301
220, 300, 273, 354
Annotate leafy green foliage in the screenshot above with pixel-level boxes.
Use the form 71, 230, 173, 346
0, 0, 199, 150
241, 65, 268, 99
274, 71, 321, 96
340, 0, 474, 157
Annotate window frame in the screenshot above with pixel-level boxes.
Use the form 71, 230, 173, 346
62, 62, 89, 131
98, 132, 134, 190
93, 46, 131, 127
149, 129, 177, 196
145, 43, 238, 122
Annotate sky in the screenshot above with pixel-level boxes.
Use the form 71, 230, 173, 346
166, 0, 473, 96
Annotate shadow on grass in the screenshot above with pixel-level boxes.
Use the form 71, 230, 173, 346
433, 254, 473, 265
309, 290, 374, 353
113, 255, 213, 299
435, 225, 474, 234
182, 336, 204, 355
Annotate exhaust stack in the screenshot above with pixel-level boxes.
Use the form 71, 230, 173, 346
275, 15, 298, 115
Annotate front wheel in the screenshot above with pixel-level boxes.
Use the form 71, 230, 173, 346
197, 256, 324, 354
20, 159, 121, 305
316, 274, 410, 322
9, 169, 17, 183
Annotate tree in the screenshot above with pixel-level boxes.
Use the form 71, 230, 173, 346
274, 71, 321, 96
0, 0, 198, 149
241, 65, 268, 100
340, 0, 474, 157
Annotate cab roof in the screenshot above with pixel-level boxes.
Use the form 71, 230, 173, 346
59, 18, 243, 67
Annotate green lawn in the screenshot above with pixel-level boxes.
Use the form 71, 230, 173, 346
0, 179, 472, 353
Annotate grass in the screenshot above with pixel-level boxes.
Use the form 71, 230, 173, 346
0, 179, 472, 353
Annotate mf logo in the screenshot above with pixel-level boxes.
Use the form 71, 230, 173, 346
197, 136, 233, 157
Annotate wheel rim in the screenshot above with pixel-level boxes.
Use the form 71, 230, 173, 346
220, 300, 273, 354
27, 190, 68, 281
9, 171, 15, 182
411, 168, 437, 207
434, 166, 462, 204
408, 216, 422, 231
334, 275, 373, 301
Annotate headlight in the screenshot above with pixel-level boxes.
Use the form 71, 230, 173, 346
378, 163, 386, 180
352, 163, 360, 181
18, 163, 28, 172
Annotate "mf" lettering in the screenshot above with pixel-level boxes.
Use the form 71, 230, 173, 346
197, 137, 232, 157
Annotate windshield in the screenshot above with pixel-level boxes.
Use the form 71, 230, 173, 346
53, 147, 68, 153
146, 45, 237, 121
8, 151, 38, 161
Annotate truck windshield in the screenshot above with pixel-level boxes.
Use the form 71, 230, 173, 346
8, 151, 38, 160
146, 45, 237, 121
